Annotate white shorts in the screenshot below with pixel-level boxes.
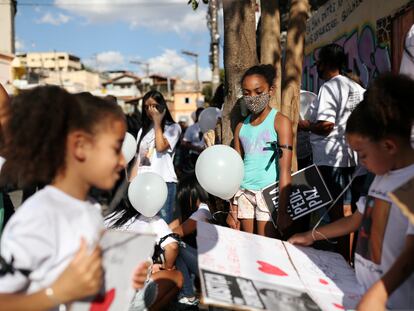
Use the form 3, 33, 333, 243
233, 189, 271, 222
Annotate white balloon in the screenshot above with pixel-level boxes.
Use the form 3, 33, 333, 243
195, 145, 244, 200
121, 132, 137, 164
199, 107, 221, 133
300, 90, 317, 120
128, 172, 168, 217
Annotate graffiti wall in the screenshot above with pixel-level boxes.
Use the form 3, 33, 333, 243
303, 0, 411, 92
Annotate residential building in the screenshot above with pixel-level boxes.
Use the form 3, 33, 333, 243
172, 79, 204, 124
43, 70, 102, 93
15, 52, 82, 74
0, 0, 16, 55
0, 53, 13, 94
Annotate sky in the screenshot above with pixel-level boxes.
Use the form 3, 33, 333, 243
14, 0, 222, 81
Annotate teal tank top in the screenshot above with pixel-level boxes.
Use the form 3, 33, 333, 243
239, 108, 279, 190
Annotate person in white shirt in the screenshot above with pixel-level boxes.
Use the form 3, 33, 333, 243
130, 90, 181, 224
299, 44, 365, 261
182, 107, 205, 171
0, 89, 148, 310
290, 74, 414, 310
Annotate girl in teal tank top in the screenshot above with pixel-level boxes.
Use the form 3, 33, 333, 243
227, 65, 294, 238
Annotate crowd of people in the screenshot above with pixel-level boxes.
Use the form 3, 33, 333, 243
0, 42, 412, 311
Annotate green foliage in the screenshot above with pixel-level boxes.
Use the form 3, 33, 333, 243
187, 0, 208, 11
202, 83, 213, 104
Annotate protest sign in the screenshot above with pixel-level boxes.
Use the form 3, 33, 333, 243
388, 177, 414, 225
261, 164, 332, 221
197, 222, 362, 311
70, 230, 156, 311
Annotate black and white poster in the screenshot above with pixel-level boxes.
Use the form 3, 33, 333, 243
262, 165, 332, 221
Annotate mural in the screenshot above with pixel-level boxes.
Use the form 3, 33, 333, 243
302, 24, 391, 92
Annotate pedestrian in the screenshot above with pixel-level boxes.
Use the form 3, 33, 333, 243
228, 64, 294, 238
130, 90, 181, 224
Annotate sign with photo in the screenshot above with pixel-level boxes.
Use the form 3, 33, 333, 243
197, 222, 362, 311
388, 177, 414, 225
261, 164, 332, 221
70, 230, 156, 311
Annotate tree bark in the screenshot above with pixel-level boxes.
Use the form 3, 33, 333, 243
260, 0, 282, 110
282, 0, 309, 172
221, 0, 258, 146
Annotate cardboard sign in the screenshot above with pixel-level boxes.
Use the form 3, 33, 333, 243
197, 222, 362, 311
70, 230, 156, 311
261, 164, 332, 221
388, 177, 414, 225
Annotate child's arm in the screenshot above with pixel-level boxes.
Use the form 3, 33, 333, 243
289, 210, 363, 246
227, 123, 243, 230
357, 235, 414, 311
172, 219, 197, 237
0, 240, 103, 311
274, 113, 293, 232
163, 242, 179, 270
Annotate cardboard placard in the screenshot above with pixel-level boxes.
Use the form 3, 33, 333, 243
261, 165, 332, 221
70, 230, 156, 311
197, 222, 362, 311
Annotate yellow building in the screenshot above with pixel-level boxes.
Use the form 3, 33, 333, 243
172, 80, 204, 124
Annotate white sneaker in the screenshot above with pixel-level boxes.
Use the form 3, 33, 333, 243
178, 296, 200, 306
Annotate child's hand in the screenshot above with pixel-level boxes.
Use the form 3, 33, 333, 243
288, 231, 314, 246
148, 105, 166, 126
226, 212, 240, 230
132, 261, 151, 290
276, 210, 293, 233
151, 263, 163, 274
52, 239, 103, 303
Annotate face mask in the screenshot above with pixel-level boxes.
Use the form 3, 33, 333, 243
243, 92, 270, 114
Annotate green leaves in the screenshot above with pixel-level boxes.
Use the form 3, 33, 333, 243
187, 0, 199, 11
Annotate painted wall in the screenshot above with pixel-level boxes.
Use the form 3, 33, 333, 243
303, 0, 411, 92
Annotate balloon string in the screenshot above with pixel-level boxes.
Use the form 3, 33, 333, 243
311, 166, 363, 244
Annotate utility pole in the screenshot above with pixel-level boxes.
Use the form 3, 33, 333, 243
130, 60, 150, 93
208, 0, 220, 94
181, 50, 200, 102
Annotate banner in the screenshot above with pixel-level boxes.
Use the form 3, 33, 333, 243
262, 164, 332, 221
197, 222, 362, 311
70, 230, 156, 311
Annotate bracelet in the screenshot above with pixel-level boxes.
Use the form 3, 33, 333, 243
45, 287, 67, 311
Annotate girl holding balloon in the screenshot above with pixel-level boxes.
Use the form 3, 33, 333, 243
130, 90, 181, 225
229, 64, 294, 237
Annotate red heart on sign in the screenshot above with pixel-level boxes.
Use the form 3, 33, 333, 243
257, 260, 288, 276
90, 288, 116, 311
333, 303, 345, 309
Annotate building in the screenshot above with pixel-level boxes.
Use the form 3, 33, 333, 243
0, 0, 16, 55
172, 79, 204, 124
15, 52, 82, 74
303, 0, 413, 92
0, 53, 14, 94
43, 70, 102, 94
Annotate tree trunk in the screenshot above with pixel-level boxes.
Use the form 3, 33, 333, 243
260, 0, 282, 110
282, 0, 309, 172
221, 0, 258, 146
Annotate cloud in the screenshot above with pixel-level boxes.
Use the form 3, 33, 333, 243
36, 12, 72, 25
84, 51, 125, 71
15, 38, 25, 51
147, 49, 211, 81
54, 0, 207, 33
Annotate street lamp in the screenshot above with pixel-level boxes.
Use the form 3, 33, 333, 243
181, 50, 200, 93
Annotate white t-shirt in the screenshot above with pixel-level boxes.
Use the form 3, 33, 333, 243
136, 123, 181, 183
189, 202, 212, 222
355, 163, 414, 309
105, 214, 176, 249
0, 186, 103, 296
183, 123, 205, 149
309, 75, 365, 167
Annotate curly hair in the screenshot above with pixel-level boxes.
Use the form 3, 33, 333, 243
0, 86, 124, 187
346, 73, 414, 143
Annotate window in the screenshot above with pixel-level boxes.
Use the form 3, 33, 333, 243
184, 97, 190, 104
